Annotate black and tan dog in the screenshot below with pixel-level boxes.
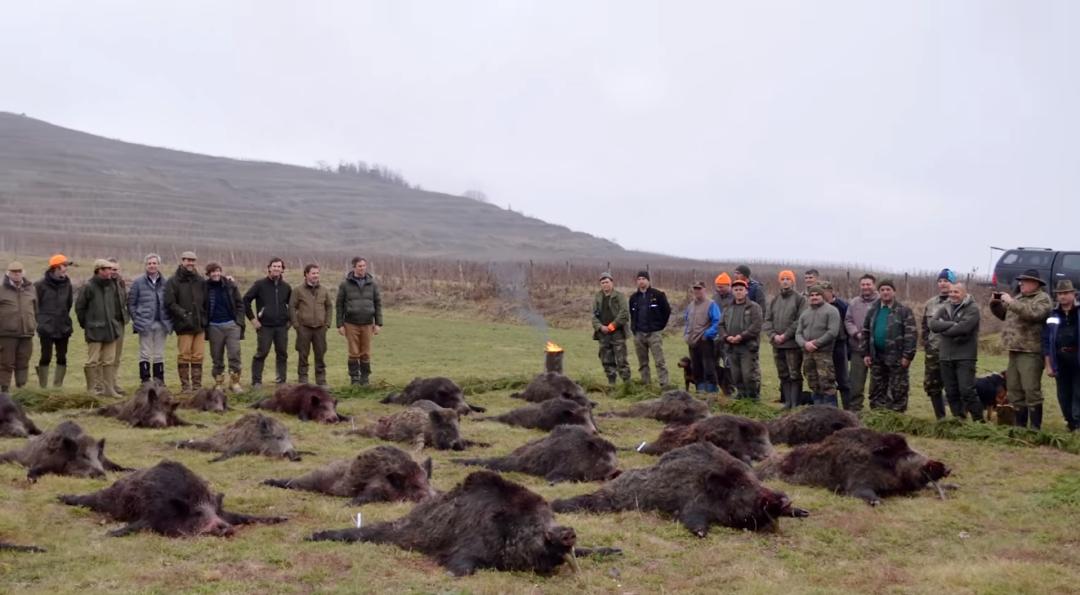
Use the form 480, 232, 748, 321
975, 371, 1013, 425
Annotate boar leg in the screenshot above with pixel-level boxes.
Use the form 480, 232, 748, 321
336, 413, 352, 422
24, 419, 42, 435
677, 508, 713, 537
545, 472, 575, 485
307, 528, 364, 542
850, 487, 882, 506
0, 542, 46, 553
101, 456, 133, 472
467, 404, 487, 413
173, 440, 216, 452
108, 520, 151, 537
348, 491, 393, 506
262, 478, 296, 489
443, 553, 479, 577
27, 465, 55, 482
574, 546, 623, 557
219, 510, 287, 526
58, 492, 104, 510
208, 449, 249, 463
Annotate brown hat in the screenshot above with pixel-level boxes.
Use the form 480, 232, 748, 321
1054, 280, 1076, 294
692, 281, 706, 289
180, 251, 198, 261
6, 261, 23, 272
1016, 269, 1047, 287
93, 259, 114, 271
807, 284, 825, 295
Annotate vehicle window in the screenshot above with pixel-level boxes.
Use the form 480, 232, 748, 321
1025, 253, 1052, 266
1060, 254, 1080, 272
1001, 252, 1018, 264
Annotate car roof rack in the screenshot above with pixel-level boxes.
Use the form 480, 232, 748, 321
1016, 247, 1054, 251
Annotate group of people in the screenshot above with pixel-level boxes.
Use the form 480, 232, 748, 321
591, 265, 1079, 432
0, 253, 383, 395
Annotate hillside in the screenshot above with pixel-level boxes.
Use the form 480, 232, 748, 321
0, 112, 628, 261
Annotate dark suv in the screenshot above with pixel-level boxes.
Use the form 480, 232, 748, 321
993, 247, 1080, 292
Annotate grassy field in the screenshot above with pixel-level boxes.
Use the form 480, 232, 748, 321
2, 309, 1079, 594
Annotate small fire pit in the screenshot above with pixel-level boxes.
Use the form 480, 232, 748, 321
545, 341, 564, 374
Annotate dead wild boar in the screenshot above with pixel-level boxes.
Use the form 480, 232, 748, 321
308, 470, 619, 576
252, 384, 348, 423
0, 421, 129, 480
765, 405, 861, 446
182, 387, 229, 413
756, 428, 951, 506
638, 415, 774, 464
601, 390, 708, 425
381, 376, 485, 414
553, 442, 808, 536
0, 541, 46, 553
348, 400, 472, 451
172, 414, 302, 462
481, 398, 597, 433
97, 381, 191, 428
0, 392, 41, 437
510, 372, 592, 407
264, 445, 435, 505
456, 425, 620, 483
58, 459, 287, 537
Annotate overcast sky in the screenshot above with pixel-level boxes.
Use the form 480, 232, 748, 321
4, 1, 1077, 274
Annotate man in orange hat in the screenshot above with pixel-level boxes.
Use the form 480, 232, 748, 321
712, 272, 735, 394
763, 270, 807, 408
34, 254, 74, 388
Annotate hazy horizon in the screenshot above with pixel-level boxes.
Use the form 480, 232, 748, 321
3, 1, 1078, 274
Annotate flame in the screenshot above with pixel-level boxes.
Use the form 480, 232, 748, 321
545, 341, 564, 353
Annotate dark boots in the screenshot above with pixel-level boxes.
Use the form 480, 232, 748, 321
178, 363, 192, 394
1030, 405, 1043, 431
1014, 406, 1029, 428
359, 361, 371, 386
929, 392, 947, 420
191, 364, 203, 391
139, 361, 151, 384
152, 362, 165, 384
348, 359, 361, 385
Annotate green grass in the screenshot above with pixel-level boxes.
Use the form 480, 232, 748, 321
2, 309, 1079, 594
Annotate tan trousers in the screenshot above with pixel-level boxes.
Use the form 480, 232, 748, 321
344, 323, 374, 361
177, 332, 206, 364
86, 341, 118, 368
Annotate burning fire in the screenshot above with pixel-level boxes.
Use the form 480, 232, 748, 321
545, 341, 564, 353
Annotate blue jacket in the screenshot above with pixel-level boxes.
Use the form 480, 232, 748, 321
128, 273, 171, 334
1042, 305, 1080, 372
684, 301, 721, 343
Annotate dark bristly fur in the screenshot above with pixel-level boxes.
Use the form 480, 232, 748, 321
0, 392, 41, 437
58, 460, 287, 537
308, 470, 599, 576
756, 427, 951, 506
0, 421, 129, 480
96, 381, 191, 428
553, 443, 807, 536
348, 400, 476, 450
380, 376, 485, 414
765, 405, 860, 446
172, 413, 301, 462
509, 372, 592, 407
481, 398, 597, 433
263, 445, 435, 505
456, 425, 620, 483
252, 384, 348, 423
638, 414, 774, 464
600, 390, 708, 425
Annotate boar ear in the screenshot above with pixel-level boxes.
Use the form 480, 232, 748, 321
61, 437, 78, 456
423, 458, 433, 479
147, 388, 159, 404
310, 395, 322, 407
873, 435, 910, 459
168, 498, 190, 517
258, 417, 273, 434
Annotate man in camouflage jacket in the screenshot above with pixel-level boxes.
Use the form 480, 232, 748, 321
991, 268, 1053, 429
922, 269, 956, 419
592, 272, 631, 385
861, 279, 917, 412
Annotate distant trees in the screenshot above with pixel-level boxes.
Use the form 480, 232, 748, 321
463, 189, 489, 203
314, 160, 413, 188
